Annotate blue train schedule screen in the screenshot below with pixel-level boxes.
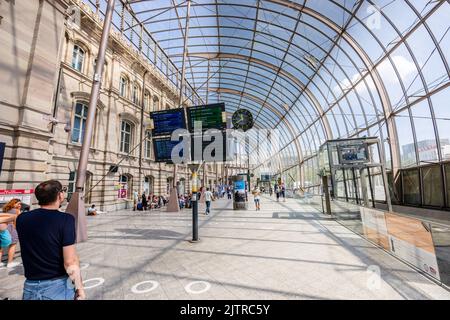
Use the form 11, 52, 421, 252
153, 138, 185, 163
151, 109, 186, 137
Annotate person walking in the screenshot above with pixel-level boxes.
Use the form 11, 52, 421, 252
16, 180, 85, 300
253, 188, 261, 211
274, 183, 280, 202
141, 193, 148, 211
227, 186, 232, 200
281, 183, 286, 202
0, 205, 17, 268
0, 199, 22, 268
132, 190, 139, 211
204, 188, 213, 215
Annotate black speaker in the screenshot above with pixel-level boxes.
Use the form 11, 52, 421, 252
0, 142, 5, 174
109, 165, 119, 173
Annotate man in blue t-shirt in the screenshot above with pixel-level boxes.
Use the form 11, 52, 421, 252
16, 180, 85, 300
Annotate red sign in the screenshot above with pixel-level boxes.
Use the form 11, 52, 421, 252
118, 188, 127, 199
0, 189, 34, 195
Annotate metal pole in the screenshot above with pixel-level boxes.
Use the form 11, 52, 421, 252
179, 0, 191, 107
168, 0, 191, 213
66, 0, 116, 243
138, 71, 148, 195
206, 59, 210, 104
190, 165, 200, 242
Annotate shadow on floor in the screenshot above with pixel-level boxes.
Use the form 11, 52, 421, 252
90, 229, 185, 241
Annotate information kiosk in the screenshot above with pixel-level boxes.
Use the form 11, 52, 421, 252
318, 137, 392, 214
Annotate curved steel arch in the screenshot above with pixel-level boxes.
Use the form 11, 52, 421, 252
106, 0, 450, 181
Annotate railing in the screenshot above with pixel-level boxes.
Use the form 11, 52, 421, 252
291, 193, 450, 288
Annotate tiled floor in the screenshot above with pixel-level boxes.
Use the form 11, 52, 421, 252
1, 197, 450, 300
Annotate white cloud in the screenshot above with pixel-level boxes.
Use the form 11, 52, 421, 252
333, 55, 416, 95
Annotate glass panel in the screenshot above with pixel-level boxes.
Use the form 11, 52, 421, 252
402, 169, 421, 205
422, 165, 444, 207
396, 111, 417, 167
446, 164, 450, 208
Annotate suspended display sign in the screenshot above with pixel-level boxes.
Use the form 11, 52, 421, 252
187, 103, 226, 132
150, 108, 186, 137
153, 137, 186, 164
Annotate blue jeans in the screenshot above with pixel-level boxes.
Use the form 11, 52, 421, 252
205, 201, 211, 214
23, 276, 75, 300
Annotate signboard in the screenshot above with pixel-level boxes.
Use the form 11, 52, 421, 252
0, 189, 34, 205
0, 142, 5, 174
261, 174, 272, 182
187, 103, 226, 132
234, 180, 246, 191
150, 108, 186, 137
385, 213, 440, 280
338, 144, 369, 164
360, 207, 390, 250
153, 137, 186, 163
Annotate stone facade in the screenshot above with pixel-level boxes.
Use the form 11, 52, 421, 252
0, 0, 222, 211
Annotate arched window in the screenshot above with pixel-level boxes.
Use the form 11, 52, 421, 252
72, 45, 85, 72
132, 83, 140, 105
145, 130, 152, 159
120, 120, 133, 153
153, 96, 160, 111
144, 90, 151, 112
144, 176, 154, 195
71, 102, 88, 143
179, 178, 186, 196
166, 177, 173, 194
119, 76, 128, 98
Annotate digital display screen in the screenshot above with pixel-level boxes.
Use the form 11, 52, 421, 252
187, 103, 226, 132
150, 109, 186, 137
339, 145, 369, 164
153, 138, 185, 163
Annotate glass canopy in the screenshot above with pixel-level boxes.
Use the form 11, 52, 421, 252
83, 0, 450, 192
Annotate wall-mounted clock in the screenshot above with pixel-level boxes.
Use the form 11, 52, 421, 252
232, 109, 254, 132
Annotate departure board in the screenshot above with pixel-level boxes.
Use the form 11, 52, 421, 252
187, 103, 226, 132
150, 109, 186, 137
153, 138, 185, 163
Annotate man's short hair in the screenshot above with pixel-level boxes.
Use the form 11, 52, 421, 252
35, 180, 63, 205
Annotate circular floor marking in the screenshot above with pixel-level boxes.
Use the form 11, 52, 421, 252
80, 263, 90, 270
184, 281, 211, 294
131, 280, 160, 294
83, 277, 105, 289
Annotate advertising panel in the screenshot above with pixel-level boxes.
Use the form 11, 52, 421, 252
385, 213, 440, 280
360, 207, 390, 250
0, 189, 34, 205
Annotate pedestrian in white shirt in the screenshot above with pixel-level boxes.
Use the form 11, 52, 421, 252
204, 188, 214, 215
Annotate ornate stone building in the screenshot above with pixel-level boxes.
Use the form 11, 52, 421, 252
0, 0, 223, 211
